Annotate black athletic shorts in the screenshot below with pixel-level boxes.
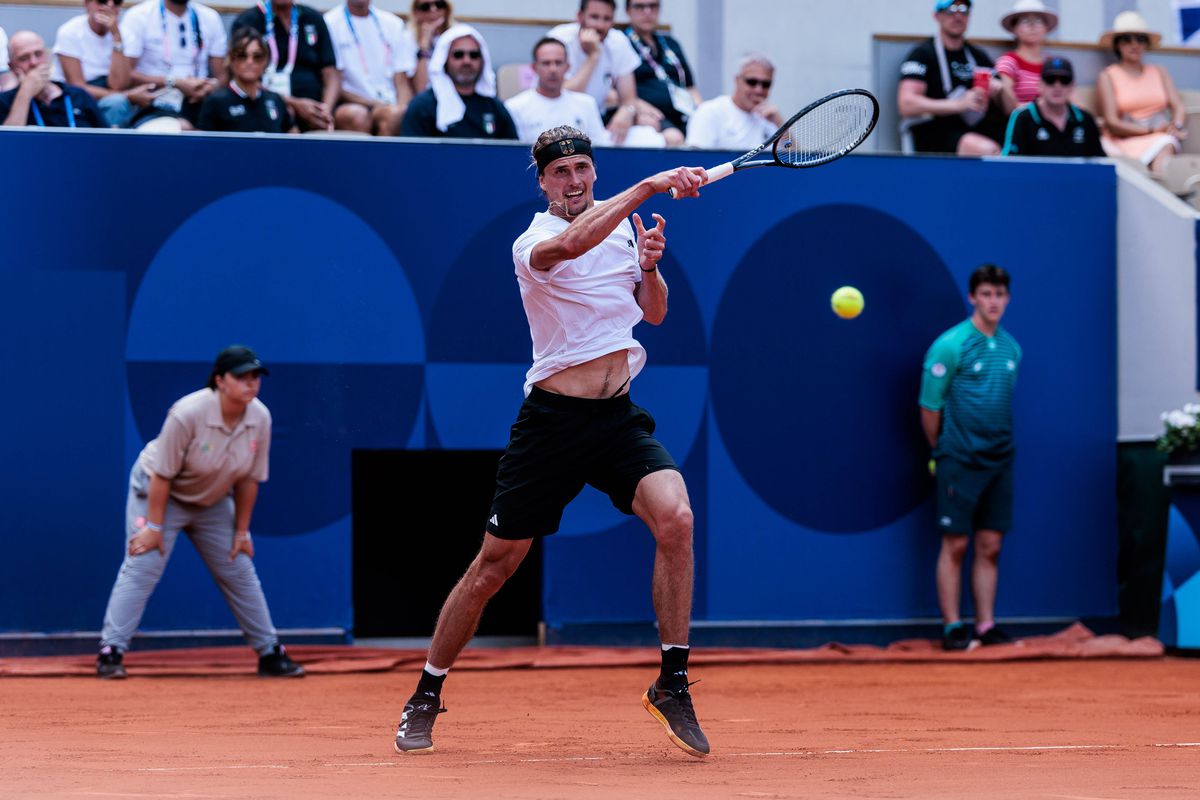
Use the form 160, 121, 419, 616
485, 386, 680, 539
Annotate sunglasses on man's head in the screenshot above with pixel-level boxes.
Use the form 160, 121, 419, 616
450, 49, 481, 61
741, 77, 771, 89
416, 0, 447, 11
1042, 74, 1072, 86
1115, 33, 1150, 45
941, 3, 971, 14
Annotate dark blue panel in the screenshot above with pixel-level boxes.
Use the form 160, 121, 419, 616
0, 270, 126, 631
0, 131, 1120, 636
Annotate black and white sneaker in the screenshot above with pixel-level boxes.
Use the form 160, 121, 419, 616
257, 644, 305, 677
96, 645, 127, 679
394, 695, 446, 754
642, 680, 710, 758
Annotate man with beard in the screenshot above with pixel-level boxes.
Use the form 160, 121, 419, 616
399, 22, 514, 139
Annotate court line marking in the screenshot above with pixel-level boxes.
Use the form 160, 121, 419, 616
136, 742, 1200, 772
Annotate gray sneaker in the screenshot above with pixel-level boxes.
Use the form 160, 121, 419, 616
642, 681, 710, 758
393, 696, 446, 754
96, 646, 126, 679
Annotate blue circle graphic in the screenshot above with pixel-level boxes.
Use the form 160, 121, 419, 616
126, 188, 425, 536
709, 204, 964, 533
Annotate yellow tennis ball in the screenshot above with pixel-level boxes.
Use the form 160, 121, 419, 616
831, 286, 864, 319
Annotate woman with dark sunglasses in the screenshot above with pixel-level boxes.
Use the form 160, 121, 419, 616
1097, 11, 1185, 174
405, 0, 455, 94
197, 28, 295, 132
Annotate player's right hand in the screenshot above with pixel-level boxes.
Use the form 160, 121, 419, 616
655, 166, 706, 199
129, 527, 165, 557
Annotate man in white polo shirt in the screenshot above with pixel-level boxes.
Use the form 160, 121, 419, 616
108, 0, 227, 129
506, 36, 609, 143
686, 53, 783, 150
325, 0, 415, 136
547, 0, 652, 144
52, 0, 157, 126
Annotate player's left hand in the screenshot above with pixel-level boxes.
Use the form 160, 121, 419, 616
229, 532, 254, 561
633, 212, 666, 269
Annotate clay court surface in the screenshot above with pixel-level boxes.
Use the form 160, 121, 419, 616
3, 657, 1199, 799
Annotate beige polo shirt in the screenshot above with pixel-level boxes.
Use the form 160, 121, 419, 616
138, 388, 271, 507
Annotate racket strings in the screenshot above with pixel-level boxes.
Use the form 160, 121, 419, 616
774, 94, 877, 168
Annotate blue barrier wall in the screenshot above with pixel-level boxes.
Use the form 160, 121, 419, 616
0, 131, 1118, 637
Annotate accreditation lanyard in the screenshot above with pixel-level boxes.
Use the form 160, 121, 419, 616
30, 93, 75, 128
261, 2, 300, 76
625, 27, 685, 86
160, 0, 203, 76
344, 6, 392, 87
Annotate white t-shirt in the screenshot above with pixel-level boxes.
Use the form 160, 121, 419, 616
686, 94, 776, 150
52, 14, 114, 83
546, 22, 639, 112
0, 27, 10, 73
512, 206, 646, 395
324, 4, 415, 104
120, 0, 227, 80
505, 88, 611, 144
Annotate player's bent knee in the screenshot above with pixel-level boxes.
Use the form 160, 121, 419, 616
653, 503, 694, 548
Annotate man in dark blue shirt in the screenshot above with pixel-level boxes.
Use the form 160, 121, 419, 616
1, 31, 104, 127
400, 24, 516, 140
1001, 57, 1105, 158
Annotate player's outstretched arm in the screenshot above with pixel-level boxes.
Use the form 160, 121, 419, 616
531, 167, 705, 270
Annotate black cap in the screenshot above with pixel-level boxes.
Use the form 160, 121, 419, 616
1041, 56, 1074, 82
213, 345, 269, 377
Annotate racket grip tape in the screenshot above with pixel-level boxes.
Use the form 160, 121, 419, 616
667, 162, 734, 198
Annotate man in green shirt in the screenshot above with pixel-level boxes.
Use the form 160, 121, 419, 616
919, 264, 1021, 651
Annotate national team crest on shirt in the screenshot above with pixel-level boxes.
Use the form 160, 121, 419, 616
558, 138, 575, 156
267, 100, 279, 121
304, 24, 318, 46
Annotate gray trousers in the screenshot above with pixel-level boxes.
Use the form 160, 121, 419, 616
100, 466, 280, 654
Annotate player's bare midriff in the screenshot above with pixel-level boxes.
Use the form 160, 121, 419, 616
534, 350, 630, 399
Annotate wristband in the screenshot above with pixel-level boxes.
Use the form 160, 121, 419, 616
235, 531, 252, 540
145, 521, 163, 532
640, 264, 657, 272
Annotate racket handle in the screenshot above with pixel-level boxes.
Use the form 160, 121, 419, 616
667, 161, 734, 198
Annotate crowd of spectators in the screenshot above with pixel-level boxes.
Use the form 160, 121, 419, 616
899, 0, 1190, 172
0, 0, 1196, 176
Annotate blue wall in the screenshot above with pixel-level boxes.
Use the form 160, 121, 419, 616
0, 130, 1118, 636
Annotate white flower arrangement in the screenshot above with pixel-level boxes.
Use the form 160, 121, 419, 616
1158, 402, 1200, 455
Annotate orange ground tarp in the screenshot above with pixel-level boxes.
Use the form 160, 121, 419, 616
0, 623, 1162, 677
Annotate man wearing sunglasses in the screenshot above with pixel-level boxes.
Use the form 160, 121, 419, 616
51, 0, 158, 126
685, 53, 781, 150
109, 0, 228, 129
897, 0, 1006, 155
1001, 57, 1104, 158
0, 27, 15, 91
1, 30, 105, 127
399, 23, 515, 139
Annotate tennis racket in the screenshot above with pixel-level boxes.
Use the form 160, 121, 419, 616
671, 88, 879, 196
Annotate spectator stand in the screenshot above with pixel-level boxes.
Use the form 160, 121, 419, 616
873, 33, 1200, 156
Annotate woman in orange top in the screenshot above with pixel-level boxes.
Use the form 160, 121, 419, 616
1097, 11, 1187, 173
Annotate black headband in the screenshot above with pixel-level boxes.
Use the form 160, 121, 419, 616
535, 137, 593, 174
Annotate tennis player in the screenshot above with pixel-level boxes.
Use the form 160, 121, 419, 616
393, 125, 710, 758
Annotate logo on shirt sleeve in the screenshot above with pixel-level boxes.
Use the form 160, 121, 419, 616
900, 60, 926, 78
931, 362, 947, 378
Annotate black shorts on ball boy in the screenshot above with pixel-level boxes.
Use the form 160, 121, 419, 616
486, 386, 680, 540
